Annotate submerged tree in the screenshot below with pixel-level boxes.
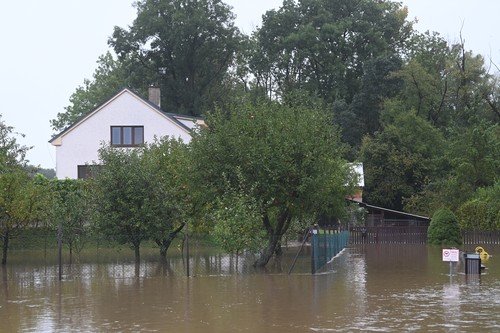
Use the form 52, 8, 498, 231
0, 117, 48, 265
142, 138, 192, 260
191, 99, 352, 267
50, 179, 91, 261
92, 137, 191, 262
91, 147, 151, 262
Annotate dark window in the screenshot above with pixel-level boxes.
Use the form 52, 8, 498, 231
110, 126, 144, 146
77, 165, 100, 179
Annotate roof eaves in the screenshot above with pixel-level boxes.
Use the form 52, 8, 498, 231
49, 87, 131, 143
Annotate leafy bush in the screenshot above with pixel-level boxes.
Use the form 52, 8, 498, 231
428, 208, 462, 246
457, 183, 500, 231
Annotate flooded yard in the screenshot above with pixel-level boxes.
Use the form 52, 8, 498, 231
1, 244, 499, 332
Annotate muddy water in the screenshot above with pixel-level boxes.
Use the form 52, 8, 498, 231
1, 245, 499, 332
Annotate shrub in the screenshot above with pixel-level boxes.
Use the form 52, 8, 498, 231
428, 208, 462, 246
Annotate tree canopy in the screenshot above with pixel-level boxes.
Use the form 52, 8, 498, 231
191, 99, 352, 266
91, 137, 191, 262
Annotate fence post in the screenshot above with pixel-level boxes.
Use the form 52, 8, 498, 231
185, 223, 190, 278
57, 223, 62, 281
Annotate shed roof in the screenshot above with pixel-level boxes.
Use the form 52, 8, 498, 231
347, 199, 430, 221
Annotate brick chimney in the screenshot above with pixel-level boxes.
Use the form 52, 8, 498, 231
148, 86, 161, 108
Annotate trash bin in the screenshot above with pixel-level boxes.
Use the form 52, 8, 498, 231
464, 253, 481, 275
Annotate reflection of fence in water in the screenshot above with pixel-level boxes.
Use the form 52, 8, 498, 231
311, 230, 349, 274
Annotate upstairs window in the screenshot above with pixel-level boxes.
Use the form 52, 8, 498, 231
111, 126, 144, 146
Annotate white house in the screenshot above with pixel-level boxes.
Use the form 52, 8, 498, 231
50, 88, 203, 179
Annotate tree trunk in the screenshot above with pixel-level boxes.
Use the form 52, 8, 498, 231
2, 230, 9, 265
254, 210, 291, 267
69, 243, 73, 265
158, 239, 172, 261
274, 241, 283, 256
133, 243, 141, 263
157, 223, 186, 260
254, 233, 281, 267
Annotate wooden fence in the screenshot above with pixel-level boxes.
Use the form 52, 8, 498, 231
350, 227, 500, 245
350, 226, 428, 244
462, 230, 500, 245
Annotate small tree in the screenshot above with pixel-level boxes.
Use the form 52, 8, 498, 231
0, 117, 47, 265
428, 208, 462, 246
50, 179, 90, 261
92, 138, 191, 262
142, 138, 191, 260
91, 147, 150, 262
0, 171, 50, 265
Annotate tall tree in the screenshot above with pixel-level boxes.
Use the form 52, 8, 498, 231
361, 101, 445, 211
110, 0, 241, 116
191, 98, 352, 267
251, 0, 412, 103
0, 116, 30, 171
51, 53, 151, 132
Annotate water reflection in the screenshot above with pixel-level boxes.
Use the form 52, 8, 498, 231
1, 245, 499, 332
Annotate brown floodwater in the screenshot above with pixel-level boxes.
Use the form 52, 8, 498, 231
1, 244, 499, 332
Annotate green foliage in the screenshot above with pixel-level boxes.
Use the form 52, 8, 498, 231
0, 115, 30, 171
457, 182, 500, 231
408, 122, 499, 214
49, 179, 91, 256
211, 190, 265, 255
428, 208, 462, 246
91, 137, 191, 261
141, 138, 192, 257
361, 104, 445, 211
110, 0, 241, 116
191, 100, 351, 266
91, 146, 152, 260
50, 53, 146, 132
252, 0, 411, 104
0, 118, 50, 264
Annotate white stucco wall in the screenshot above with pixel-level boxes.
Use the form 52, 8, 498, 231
54, 91, 192, 179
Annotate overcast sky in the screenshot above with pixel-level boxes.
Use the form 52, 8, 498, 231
0, 0, 498, 169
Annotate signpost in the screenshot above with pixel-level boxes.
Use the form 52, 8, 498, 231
442, 249, 459, 277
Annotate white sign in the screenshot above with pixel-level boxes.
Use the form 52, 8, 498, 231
442, 249, 459, 262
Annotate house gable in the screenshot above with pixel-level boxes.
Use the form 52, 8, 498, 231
50, 88, 192, 145
51, 88, 195, 179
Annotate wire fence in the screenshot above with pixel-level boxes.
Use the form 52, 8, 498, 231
3, 227, 316, 282
310, 229, 349, 274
